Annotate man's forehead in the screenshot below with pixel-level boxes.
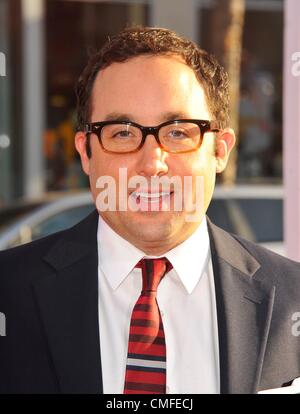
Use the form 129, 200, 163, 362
90, 54, 209, 120
93, 54, 196, 86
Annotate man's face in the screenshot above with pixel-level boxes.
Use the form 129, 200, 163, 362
75, 55, 235, 255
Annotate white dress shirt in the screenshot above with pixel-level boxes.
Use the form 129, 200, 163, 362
97, 215, 220, 394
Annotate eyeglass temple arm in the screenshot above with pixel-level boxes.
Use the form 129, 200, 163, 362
209, 120, 221, 132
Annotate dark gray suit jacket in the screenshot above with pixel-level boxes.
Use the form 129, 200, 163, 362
0, 209, 300, 394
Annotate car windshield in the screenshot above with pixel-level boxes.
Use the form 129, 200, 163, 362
30, 204, 94, 240
207, 198, 283, 243
0, 203, 44, 233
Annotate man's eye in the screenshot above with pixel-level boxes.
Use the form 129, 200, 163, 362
168, 129, 188, 139
112, 130, 132, 138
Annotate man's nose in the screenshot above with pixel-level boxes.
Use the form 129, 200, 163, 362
135, 134, 168, 177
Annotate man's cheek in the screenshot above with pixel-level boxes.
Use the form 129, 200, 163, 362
89, 164, 101, 186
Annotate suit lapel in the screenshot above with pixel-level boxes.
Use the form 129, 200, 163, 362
207, 219, 276, 394
32, 210, 103, 393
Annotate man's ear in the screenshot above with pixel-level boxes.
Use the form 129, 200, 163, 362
75, 131, 90, 175
215, 128, 236, 173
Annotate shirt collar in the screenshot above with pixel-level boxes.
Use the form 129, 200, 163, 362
164, 217, 210, 293
98, 216, 145, 290
97, 215, 210, 294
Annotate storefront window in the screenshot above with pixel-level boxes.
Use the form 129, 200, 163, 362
200, 0, 283, 183
0, 0, 20, 204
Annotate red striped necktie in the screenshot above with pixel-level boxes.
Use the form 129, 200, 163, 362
124, 257, 172, 394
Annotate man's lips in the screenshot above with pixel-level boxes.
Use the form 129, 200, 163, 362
130, 191, 174, 201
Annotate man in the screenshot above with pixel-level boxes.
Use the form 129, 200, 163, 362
1, 26, 300, 394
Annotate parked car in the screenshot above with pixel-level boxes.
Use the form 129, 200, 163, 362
208, 185, 284, 255
0, 192, 94, 250
0, 186, 284, 255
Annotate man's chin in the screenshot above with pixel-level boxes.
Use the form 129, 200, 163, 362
124, 216, 175, 239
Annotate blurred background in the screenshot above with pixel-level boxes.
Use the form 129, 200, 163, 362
0, 0, 298, 257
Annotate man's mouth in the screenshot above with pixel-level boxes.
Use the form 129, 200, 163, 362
129, 190, 174, 210
131, 191, 172, 201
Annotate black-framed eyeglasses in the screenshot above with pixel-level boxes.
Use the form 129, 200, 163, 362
84, 119, 220, 154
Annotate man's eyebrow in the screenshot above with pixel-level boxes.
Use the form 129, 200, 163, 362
103, 112, 190, 123
104, 113, 132, 122
160, 112, 190, 122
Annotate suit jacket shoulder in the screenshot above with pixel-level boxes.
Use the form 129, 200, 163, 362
0, 210, 101, 394
208, 217, 300, 285
207, 218, 300, 393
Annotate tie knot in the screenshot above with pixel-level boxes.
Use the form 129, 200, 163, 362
136, 258, 172, 293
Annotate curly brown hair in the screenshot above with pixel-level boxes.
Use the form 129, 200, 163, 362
75, 26, 229, 156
